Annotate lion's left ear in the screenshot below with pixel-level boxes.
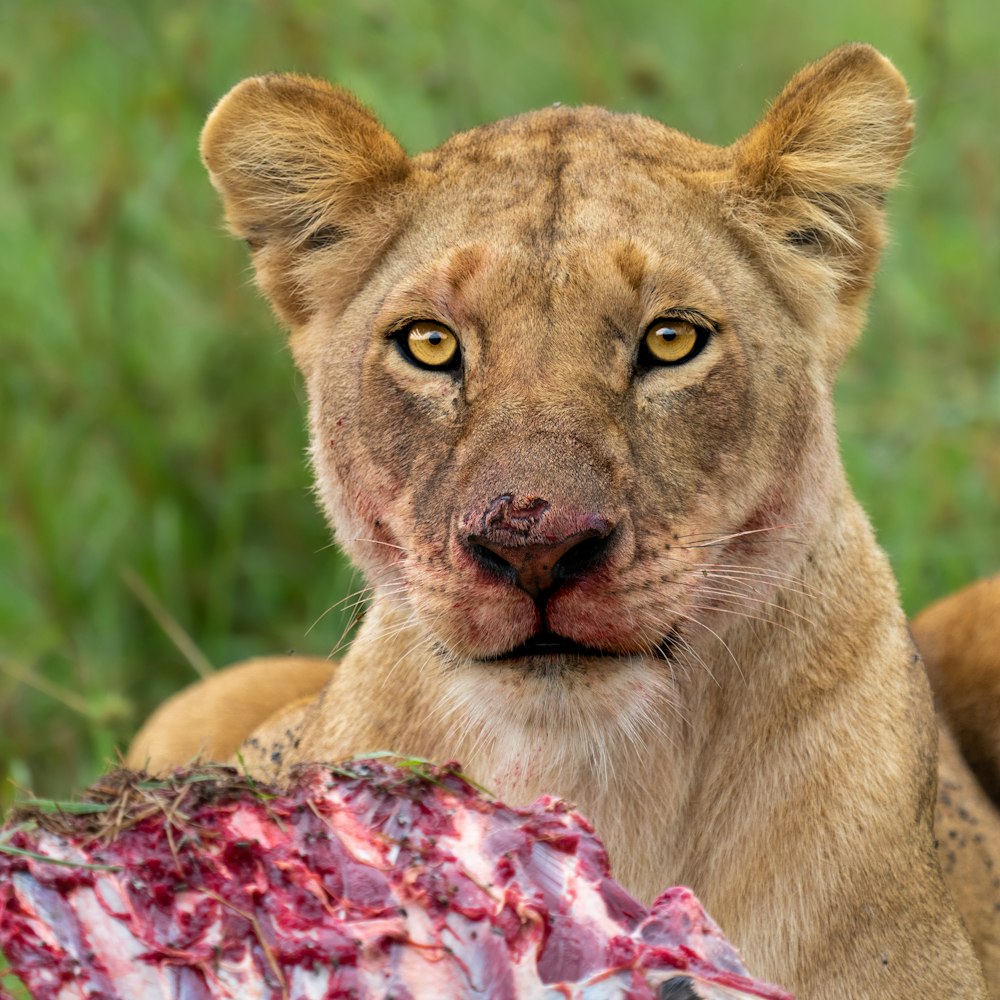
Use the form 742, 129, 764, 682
726, 44, 913, 318
200, 74, 410, 329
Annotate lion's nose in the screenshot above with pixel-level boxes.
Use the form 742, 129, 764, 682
464, 494, 615, 602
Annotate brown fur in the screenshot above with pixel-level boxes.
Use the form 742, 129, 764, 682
917, 576, 1000, 804
128, 46, 1000, 997
127, 657, 333, 774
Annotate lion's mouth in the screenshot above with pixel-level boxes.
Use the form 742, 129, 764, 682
477, 629, 677, 663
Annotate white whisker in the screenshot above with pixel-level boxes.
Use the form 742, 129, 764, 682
696, 572, 820, 604
670, 609, 745, 682
674, 522, 810, 550
689, 601, 798, 636
343, 536, 411, 553
688, 584, 817, 629
693, 563, 822, 597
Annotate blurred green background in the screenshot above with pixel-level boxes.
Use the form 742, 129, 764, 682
1, 0, 998, 810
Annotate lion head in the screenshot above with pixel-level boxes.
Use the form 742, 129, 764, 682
200, 45, 912, 774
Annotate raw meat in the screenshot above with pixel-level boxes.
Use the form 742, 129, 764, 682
0, 758, 793, 999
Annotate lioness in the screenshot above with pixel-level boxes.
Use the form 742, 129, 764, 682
129, 46, 1000, 997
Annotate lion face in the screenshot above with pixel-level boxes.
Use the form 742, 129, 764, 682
309, 112, 817, 663
200, 46, 911, 746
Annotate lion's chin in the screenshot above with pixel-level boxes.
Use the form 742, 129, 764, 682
438, 651, 682, 800
440, 649, 677, 737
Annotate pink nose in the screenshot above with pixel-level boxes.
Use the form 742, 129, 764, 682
464, 494, 615, 601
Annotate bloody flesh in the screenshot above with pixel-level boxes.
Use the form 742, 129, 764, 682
0, 759, 794, 999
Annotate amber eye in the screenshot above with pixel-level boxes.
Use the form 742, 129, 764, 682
396, 321, 460, 371
641, 318, 709, 366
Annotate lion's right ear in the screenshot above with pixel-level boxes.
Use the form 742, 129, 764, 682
725, 45, 913, 329
201, 74, 409, 326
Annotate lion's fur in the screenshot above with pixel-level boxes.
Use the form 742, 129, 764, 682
129, 46, 1000, 997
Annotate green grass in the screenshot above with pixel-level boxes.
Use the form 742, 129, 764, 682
1, 0, 997, 814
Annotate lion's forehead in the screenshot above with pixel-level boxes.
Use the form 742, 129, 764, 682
420, 104, 729, 177
406, 106, 731, 245
358, 115, 770, 370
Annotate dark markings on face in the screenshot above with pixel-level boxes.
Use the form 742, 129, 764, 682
633, 357, 755, 509
615, 243, 649, 293
410, 448, 465, 542
542, 145, 569, 251
690, 361, 755, 475
355, 367, 460, 487
600, 313, 634, 347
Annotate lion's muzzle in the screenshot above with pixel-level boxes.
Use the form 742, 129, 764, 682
461, 492, 617, 603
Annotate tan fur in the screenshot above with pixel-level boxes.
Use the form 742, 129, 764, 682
128, 46, 1000, 997
127, 657, 333, 775
917, 577, 1000, 803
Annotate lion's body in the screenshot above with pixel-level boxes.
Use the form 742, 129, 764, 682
129, 47, 1000, 997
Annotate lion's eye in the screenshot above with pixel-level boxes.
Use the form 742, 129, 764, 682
641, 318, 706, 366
395, 321, 460, 371
641, 318, 708, 367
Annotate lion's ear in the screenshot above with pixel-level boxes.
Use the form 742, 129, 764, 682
727, 44, 913, 315
201, 74, 409, 326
